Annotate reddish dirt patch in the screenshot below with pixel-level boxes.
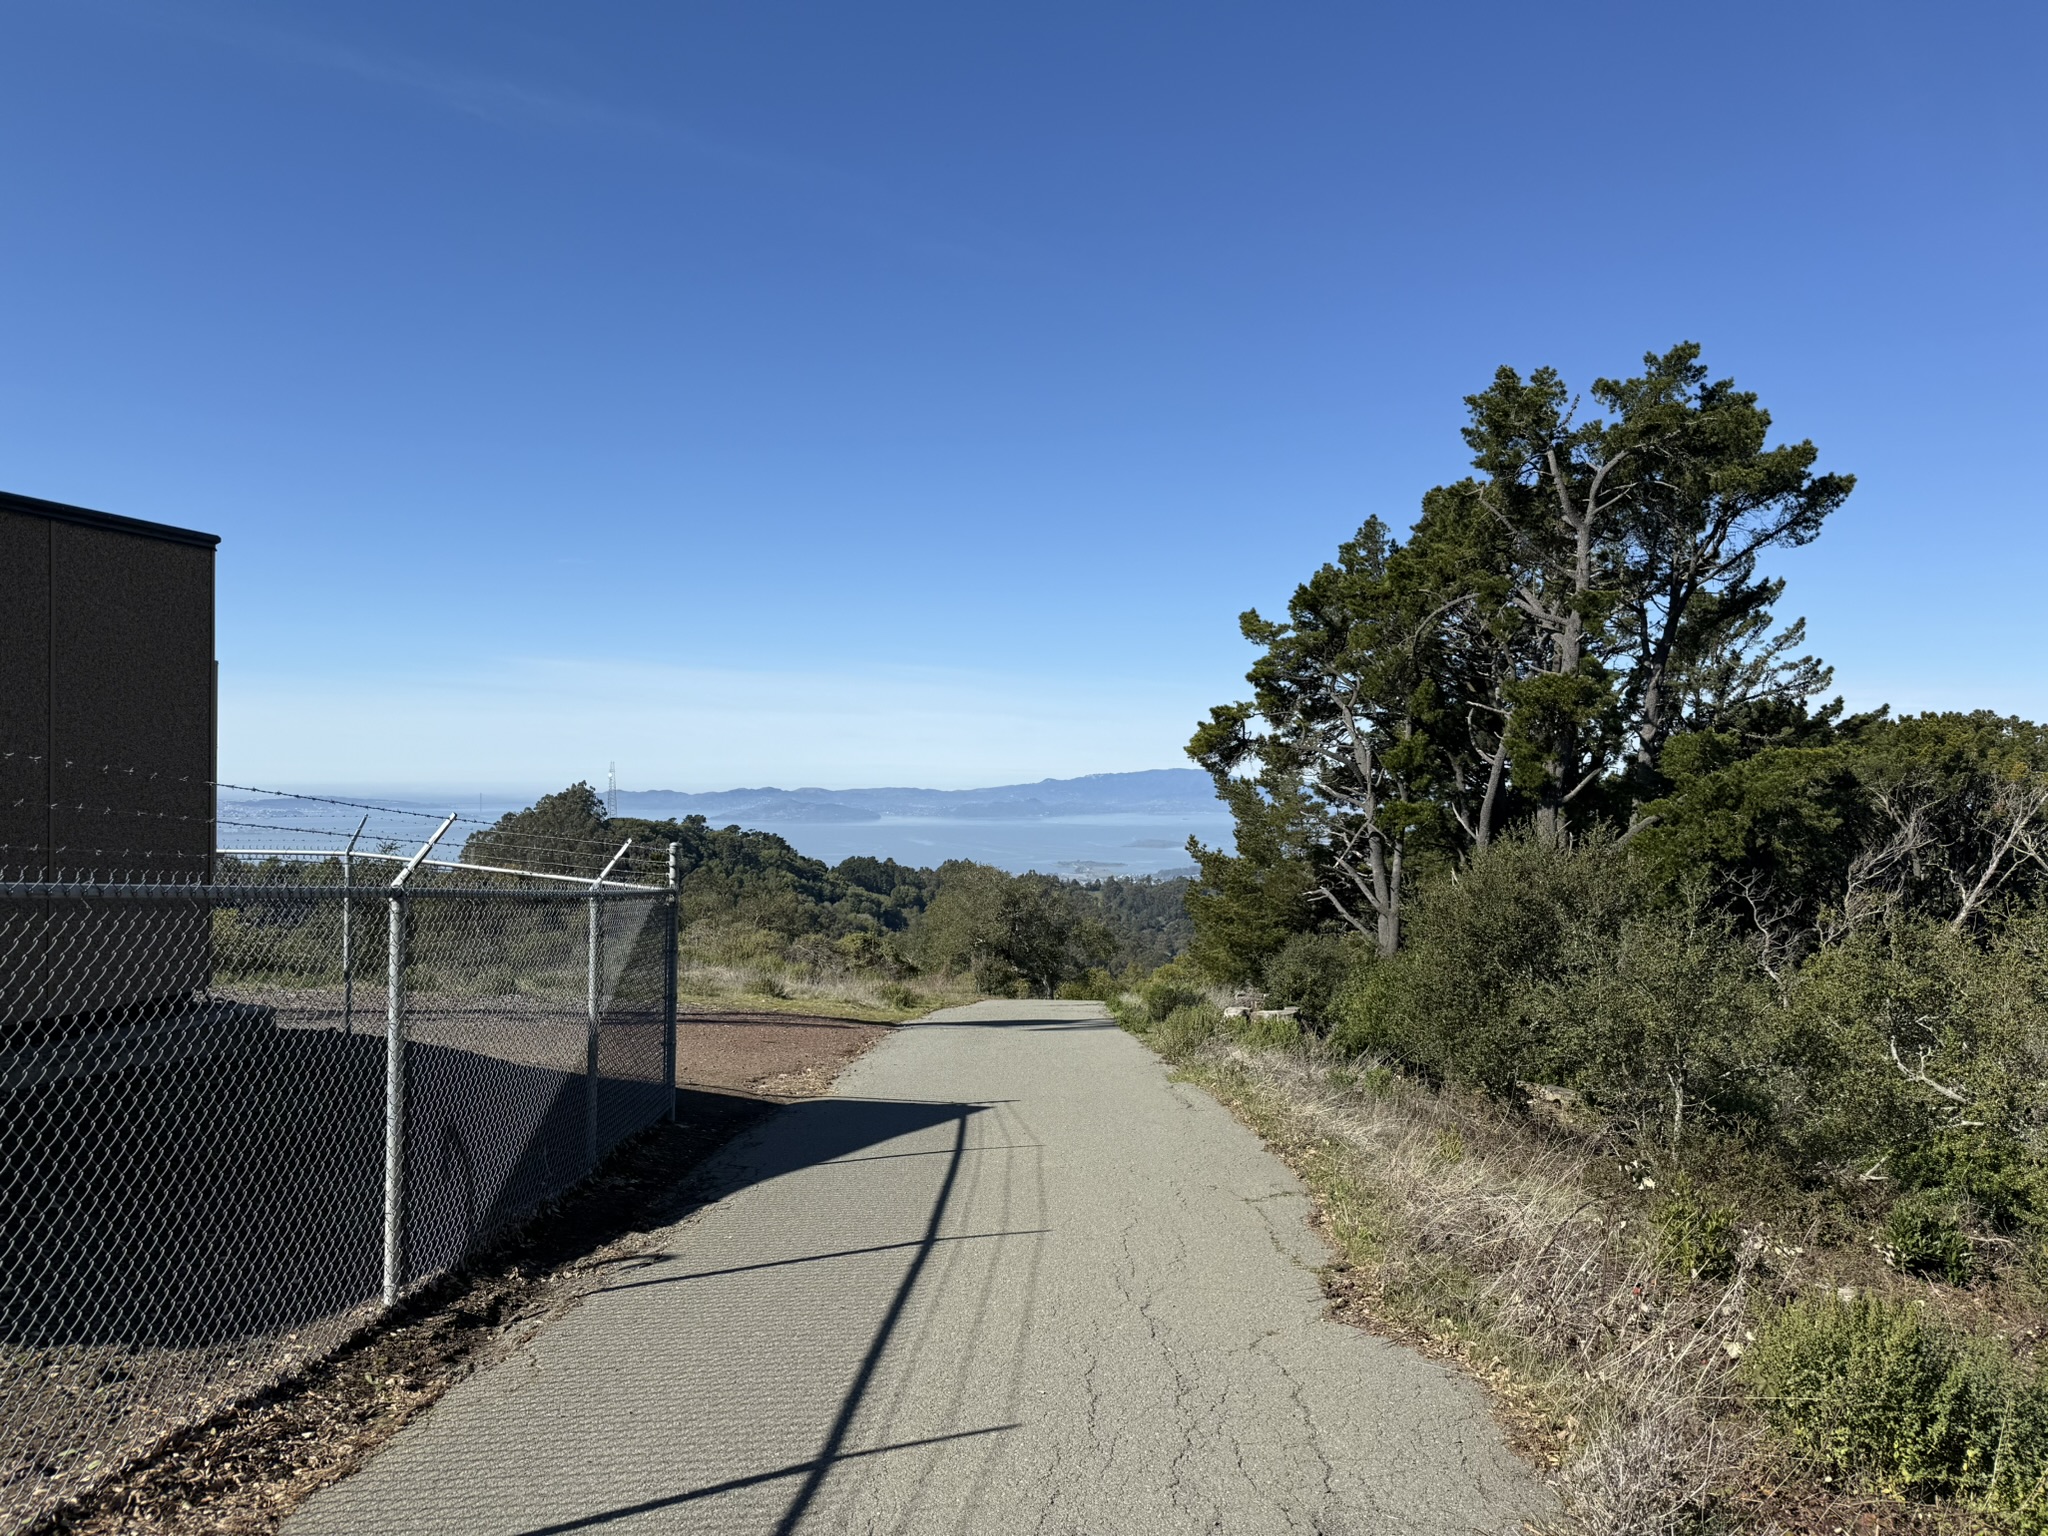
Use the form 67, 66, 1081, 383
30, 1013, 891, 1536
676, 1009, 891, 1097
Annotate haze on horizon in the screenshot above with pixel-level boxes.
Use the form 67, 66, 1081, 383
3, 1, 2041, 794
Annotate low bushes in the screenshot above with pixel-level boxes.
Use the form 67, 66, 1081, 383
1136, 958, 1210, 1023
1055, 966, 1119, 1003
1746, 1293, 2048, 1525
1650, 1178, 1740, 1286
1327, 837, 1783, 1153
1154, 1001, 1225, 1056
1311, 835, 2048, 1272
1116, 958, 1302, 1055
1881, 1191, 1976, 1285
1258, 931, 1361, 1028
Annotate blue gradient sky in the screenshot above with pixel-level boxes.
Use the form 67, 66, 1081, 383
3, 2, 2041, 794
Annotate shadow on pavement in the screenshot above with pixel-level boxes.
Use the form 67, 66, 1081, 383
902, 1005, 1114, 1035
511, 1426, 1020, 1536
494, 1094, 1002, 1536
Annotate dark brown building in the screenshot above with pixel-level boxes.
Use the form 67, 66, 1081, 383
1, 490, 220, 1026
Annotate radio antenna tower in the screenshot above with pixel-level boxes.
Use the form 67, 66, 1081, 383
607, 762, 617, 818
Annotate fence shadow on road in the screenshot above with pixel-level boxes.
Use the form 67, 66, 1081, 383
481, 1093, 1007, 1536
902, 1001, 1116, 1036
699, 1094, 983, 1189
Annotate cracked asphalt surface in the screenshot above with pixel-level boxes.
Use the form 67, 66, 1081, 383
286, 1001, 1549, 1535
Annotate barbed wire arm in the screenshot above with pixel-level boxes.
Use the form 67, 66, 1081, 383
389, 813, 459, 890
591, 838, 636, 890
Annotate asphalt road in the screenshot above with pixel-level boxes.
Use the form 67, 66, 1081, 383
287, 1001, 1549, 1535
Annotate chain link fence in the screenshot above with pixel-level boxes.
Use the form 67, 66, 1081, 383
0, 845, 679, 1532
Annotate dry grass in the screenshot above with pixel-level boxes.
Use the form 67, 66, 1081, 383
676, 959, 975, 1023
1156, 1027, 2035, 1534
1164, 1038, 1767, 1536
673, 916, 981, 1022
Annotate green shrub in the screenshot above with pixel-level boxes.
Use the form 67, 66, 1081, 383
1323, 831, 1653, 1093
1745, 1293, 2048, 1521
1229, 1008, 1302, 1051
1883, 1190, 1975, 1285
1139, 959, 1209, 1024
1153, 1002, 1224, 1057
1526, 891, 1780, 1148
1260, 932, 1363, 1028
1784, 918, 2048, 1237
1325, 958, 1406, 1060
1324, 836, 1782, 1150
969, 951, 1020, 995
1056, 967, 1119, 1003
1651, 1178, 1740, 1284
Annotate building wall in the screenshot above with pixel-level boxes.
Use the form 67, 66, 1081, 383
0, 508, 54, 882
1, 492, 219, 1028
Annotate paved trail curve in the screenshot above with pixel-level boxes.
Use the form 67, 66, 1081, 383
289, 1001, 1548, 1535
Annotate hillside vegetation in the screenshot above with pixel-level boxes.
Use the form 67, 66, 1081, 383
463, 783, 1191, 1018
1145, 344, 2048, 1534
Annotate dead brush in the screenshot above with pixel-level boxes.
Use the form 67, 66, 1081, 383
678, 956, 972, 1016
1188, 1040, 1759, 1536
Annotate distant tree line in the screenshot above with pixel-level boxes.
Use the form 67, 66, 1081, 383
462, 782, 1191, 993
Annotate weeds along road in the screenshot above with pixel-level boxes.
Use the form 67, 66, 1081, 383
286, 1001, 1548, 1535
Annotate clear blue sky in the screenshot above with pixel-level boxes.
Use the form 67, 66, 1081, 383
4, 1, 2041, 794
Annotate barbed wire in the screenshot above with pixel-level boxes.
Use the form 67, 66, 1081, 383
4, 747, 681, 868
17, 843, 677, 882
4, 791, 677, 876
218, 780, 479, 823
0, 842, 670, 890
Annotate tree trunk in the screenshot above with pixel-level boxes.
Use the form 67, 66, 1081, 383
1376, 845, 1403, 957
1474, 737, 1507, 852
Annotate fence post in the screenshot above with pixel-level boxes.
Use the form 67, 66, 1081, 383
585, 891, 600, 1172
341, 814, 366, 1035
382, 888, 407, 1307
586, 838, 635, 1174
383, 813, 458, 1310
665, 841, 679, 1122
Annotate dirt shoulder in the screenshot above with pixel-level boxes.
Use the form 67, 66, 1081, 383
33, 1011, 893, 1536
676, 1008, 892, 1096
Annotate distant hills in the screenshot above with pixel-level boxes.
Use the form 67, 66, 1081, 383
613, 768, 1222, 825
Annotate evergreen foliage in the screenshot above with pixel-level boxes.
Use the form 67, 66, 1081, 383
1189, 342, 1851, 957
1177, 343, 2048, 1521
